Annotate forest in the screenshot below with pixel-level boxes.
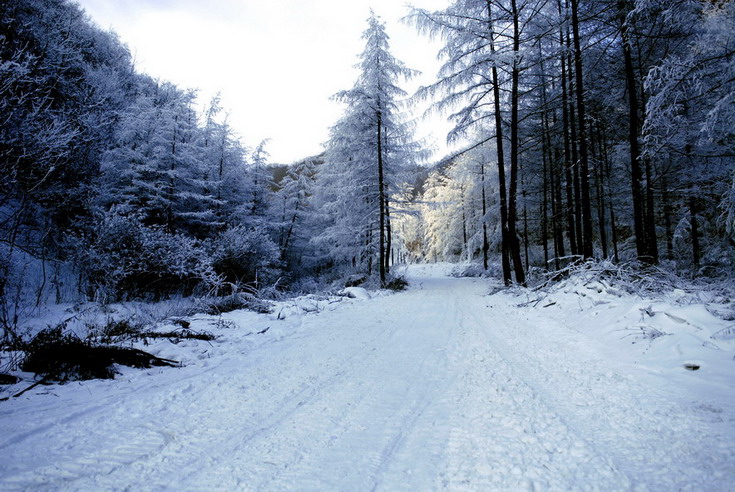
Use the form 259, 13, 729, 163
1, 0, 734, 341
1, 1, 735, 488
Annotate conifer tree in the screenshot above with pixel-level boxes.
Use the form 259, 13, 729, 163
315, 11, 420, 284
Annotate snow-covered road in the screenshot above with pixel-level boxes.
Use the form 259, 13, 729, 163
1, 268, 733, 490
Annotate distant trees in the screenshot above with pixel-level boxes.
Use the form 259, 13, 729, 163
274, 156, 319, 270
402, 144, 499, 265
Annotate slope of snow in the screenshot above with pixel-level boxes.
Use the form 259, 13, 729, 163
0, 265, 733, 490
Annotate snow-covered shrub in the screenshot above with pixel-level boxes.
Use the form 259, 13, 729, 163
209, 225, 281, 288
535, 259, 681, 296
450, 261, 499, 279
385, 275, 409, 291
203, 293, 272, 315
72, 210, 216, 301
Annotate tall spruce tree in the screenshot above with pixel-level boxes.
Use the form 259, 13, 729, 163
314, 11, 420, 285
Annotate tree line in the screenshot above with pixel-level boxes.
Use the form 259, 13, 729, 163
403, 0, 734, 282
2, 0, 734, 333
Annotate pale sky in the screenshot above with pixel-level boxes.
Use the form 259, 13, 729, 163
75, 0, 456, 164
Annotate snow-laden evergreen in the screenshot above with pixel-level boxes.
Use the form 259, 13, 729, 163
312, 12, 423, 284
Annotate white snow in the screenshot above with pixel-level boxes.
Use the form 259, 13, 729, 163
1, 265, 733, 490
338, 287, 372, 300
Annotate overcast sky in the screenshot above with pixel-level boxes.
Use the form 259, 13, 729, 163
75, 0, 456, 164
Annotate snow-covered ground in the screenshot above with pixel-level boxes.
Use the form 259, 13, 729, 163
1, 264, 733, 491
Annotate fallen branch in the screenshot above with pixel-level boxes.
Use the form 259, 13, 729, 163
23, 328, 179, 382
139, 329, 215, 342
0, 376, 50, 402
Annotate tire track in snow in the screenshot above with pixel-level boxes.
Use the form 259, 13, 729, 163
440, 303, 633, 491
232, 277, 459, 491
479, 295, 735, 490
2, 270, 732, 490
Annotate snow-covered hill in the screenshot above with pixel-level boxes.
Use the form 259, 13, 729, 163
1, 265, 733, 490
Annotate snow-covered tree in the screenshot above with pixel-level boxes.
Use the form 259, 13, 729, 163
200, 94, 249, 231
408, 0, 556, 284
642, 0, 735, 269
314, 11, 421, 284
98, 83, 218, 236
274, 156, 319, 269
405, 142, 499, 265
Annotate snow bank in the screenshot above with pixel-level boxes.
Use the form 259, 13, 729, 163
339, 287, 372, 299
500, 267, 735, 406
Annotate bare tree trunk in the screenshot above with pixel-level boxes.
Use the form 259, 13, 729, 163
550, 104, 566, 267
619, 0, 651, 264
592, 123, 608, 258
539, 44, 552, 269
487, 0, 512, 285
602, 136, 620, 263
377, 109, 386, 285
384, 196, 392, 275
662, 174, 673, 260
644, 157, 659, 262
566, 28, 583, 255
542, 139, 550, 268
551, 151, 564, 270
481, 160, 490, 270
509, 0, 526, 285
570, 0, 594, 258
558, 1, 578, 257
460, 185, 468, 257
523, 195, 530, 271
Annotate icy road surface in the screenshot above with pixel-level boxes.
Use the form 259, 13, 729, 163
1, 267, 733, 490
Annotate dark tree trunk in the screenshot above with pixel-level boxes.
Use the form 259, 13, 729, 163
689, 197, 700, 267
509, 0, 526, 285
377, 109, 386, 285
566, 29, 583, 255
523, 195, 530, 272
662, 174, 673, 260
602, 135, 620, 263
488, 0, 512, 285
551, 152, 564, 270
570, 0, 594, 258
551, 99, 566, 266
539, 43, 552, 269
558, 2, 578, 256
593, 123, 608, 258
480, 160, 490, 270
461, 187, 468, 257
619, 0, 651, 264
644, 157, 659, 262
542, 136, 550, 268
384, 196, 392, 275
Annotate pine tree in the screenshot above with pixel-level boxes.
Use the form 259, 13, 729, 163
314, 11, 420, 284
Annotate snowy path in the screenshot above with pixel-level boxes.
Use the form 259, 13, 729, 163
1, 268, 733, 490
